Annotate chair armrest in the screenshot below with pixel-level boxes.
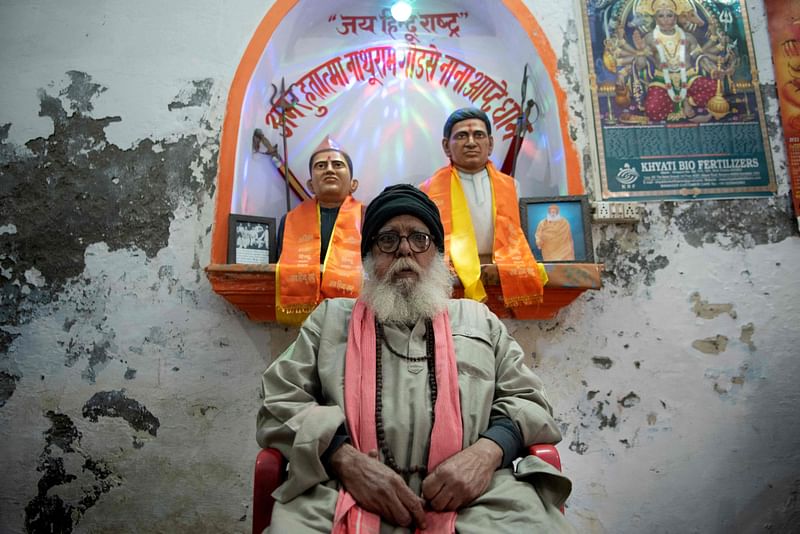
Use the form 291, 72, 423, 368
528, 443, 561, 471
253, 448, 286, 534
527, 444, 565, 514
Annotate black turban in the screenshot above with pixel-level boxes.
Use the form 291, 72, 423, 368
361, 184, 445, 257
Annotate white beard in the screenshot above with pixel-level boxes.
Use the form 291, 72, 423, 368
360, 253, 453, 324
546, 213, 563, 222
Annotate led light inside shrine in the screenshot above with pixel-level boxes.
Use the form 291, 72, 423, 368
390, 1, 412, 22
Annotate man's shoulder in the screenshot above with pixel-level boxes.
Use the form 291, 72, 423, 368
318, 297, 356, 314
302, 298, 356, 333
446, 298, 496, 323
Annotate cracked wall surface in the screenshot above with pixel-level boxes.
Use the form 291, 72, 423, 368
1, 1, 799, 533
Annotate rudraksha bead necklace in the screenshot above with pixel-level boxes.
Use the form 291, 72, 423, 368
374, 317, 438, 477
375, 321, 430, 362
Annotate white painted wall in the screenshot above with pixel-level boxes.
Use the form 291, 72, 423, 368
1, 1, 798, 533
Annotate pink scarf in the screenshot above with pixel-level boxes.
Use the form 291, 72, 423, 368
332, 300, 463, 534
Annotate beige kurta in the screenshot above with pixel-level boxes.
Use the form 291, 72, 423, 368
534, 218, 575, 261
257, 298, 574, 533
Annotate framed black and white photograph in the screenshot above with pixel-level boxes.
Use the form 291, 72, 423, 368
520, 195, 593, 263
227, 214, 276, 264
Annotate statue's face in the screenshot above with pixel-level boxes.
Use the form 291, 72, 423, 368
655, 9, 677, 32
441, 118, 494, 174
307, 150, 358, 208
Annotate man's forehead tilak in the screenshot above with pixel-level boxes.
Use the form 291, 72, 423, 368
451, 119, 489, 135
312, 151, 346, 164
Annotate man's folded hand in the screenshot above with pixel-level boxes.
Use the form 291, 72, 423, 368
330, 444, 427, 529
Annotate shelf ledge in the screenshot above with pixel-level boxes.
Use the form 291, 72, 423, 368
206, 262, 603, 321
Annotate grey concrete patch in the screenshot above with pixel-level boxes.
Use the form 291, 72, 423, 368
692, 335, 729, 354
594, 400, 618, 430
759, 83, 781, 139
0, 71, 218, 334
25, 411, 121, 533
569, 440, 589, 455
44, 411, 81, 452
557, 19, 581, 97
710, 363, 750, 396
168, 78, 214, 111
660, 199, 796, 250
82, 390, 160, 437
0, 123, 13, 161
595, 232, 670, 289
61, 70, 107, 114
740, 323, 756, 351
25, 487, 77, 534
690, 292, 737, 319
591, 356, 613, 369
0, 329, 21, 354
62, 320, 118, 383
0, 370, 20, 407
619, 392, 640, 408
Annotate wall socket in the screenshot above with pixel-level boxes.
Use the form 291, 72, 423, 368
593, 201, 642, 223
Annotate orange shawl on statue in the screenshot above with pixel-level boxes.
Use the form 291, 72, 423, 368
420, 162, 546, 318
276, 196, 363, 325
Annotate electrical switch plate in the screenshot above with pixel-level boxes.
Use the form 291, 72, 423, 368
593, 201, 642, 223
622, 203, 640, 219
595, 201, 611, 220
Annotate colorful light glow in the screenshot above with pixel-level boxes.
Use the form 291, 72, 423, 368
229, 1, 575, 219
390, 1, 413, 22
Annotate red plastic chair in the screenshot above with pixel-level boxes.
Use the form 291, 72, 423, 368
252, 444, 563, 534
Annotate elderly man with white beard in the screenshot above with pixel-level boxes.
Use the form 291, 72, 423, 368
257, 184, 574, 533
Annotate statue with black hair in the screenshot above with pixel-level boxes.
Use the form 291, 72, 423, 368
420, 108, 548, 318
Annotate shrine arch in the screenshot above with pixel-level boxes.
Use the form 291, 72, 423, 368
210, 0, 583, 264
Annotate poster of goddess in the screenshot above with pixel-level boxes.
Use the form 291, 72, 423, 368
581, 0, 775, 200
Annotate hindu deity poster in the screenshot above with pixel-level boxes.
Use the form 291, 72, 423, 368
764, 0, 800, 228
581, 0, 775, 201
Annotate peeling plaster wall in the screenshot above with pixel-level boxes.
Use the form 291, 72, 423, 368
0, 1, 798, 533
1, 1, 273, 532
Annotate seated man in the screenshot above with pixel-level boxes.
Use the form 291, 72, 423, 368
420, 108, 547, 318
275, 136, 363, 325
535, 204, 575, 261
257, 185, 573, 533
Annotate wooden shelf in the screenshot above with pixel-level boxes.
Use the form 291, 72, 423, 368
206, 263, 602, 321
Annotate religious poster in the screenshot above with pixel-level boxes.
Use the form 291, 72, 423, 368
764, 0, 800, 229
580, 0, 776, 201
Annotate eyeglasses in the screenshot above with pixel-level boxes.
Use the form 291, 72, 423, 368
373, 231, 432, 254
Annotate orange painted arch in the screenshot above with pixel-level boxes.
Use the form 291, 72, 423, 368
211, 0, 583, 265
